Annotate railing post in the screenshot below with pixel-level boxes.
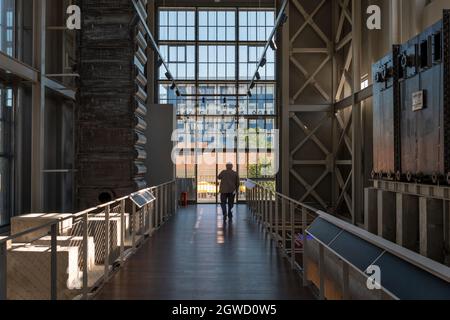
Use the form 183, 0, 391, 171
269, 191, 273, 237
264, 189, 268, 227
158, 187, 163, 226
261, 188, 264, 222
132, 202, 137, 250
252, 188, 255, 213
50, 223, 58, 300
120, 199, 125, 263
104, 205, 110, 278
274, 195, 279, 242
255, 188, 258, 215
250, 188, 254, 212
255, 187, 259, 218
0, 241, 7, 300
164, 184, 168, 221
173, 182, 176, 215
342, 260, 350, 300
82, 212, 89, 300
319, 243, 325, 300
153, 189, 157, 230
148, 202, 153, 236
249, 188, 253, 213
290, 202, 296, 269
281, 198, 287, 251
302, 207, 309, 287
167, 183, 173, 218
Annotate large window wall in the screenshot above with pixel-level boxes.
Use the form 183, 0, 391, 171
0, 0, 15, 57
0, 88, 13, 227
157, 7, 277, 203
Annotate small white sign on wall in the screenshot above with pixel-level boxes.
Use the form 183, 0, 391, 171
412, 90, 426, 111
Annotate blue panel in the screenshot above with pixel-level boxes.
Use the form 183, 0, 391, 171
307, 218, 342, 245
329, 231, 384, 272
376, 253, 450, 300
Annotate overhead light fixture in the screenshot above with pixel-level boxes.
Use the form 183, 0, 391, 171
249, 82, 256, 89
247, 90, 252, 97
170, 82, 176, 90
269, 37, 278, 51
259, 57, 267, 68
175, 89, 181, 97
156, 58, 163, 68
255, 71, 261, 80
165, 72, 173, 81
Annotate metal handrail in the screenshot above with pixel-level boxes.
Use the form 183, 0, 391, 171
246, 179, 450, 300
246, 179, 320, 214
0, 180, 176, 244
0, 180, 177, 300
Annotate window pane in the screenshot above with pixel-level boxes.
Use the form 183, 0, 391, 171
208, 11, 216, 25
218, 27, 226, 41
227, 11, 235, 26
226, 26, 235, 41
178, 11, 186, 25
178, 27, 186, 40
169, 11, 177, 24
218, 11, 226, 26
178, 46, 185, 62
239, 11, 247, 26
159, 26, 168, 40
187, 11, 196, 26
208, 27, 217, 41
187, 46, 195, 63
199, 27, 208, 40
199, 46, 207, 62
199, 11, 208, 26
187, 27, 195, 40
160, 11, 168, 25
248, 12, 257, 26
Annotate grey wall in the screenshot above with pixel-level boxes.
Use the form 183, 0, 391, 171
145, 104, 175, 187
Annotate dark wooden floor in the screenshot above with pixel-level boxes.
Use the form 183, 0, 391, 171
95, 205, 315, 300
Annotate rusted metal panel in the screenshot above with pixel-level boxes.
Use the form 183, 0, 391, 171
372, 50, 397, 179
373, 11, 450, 184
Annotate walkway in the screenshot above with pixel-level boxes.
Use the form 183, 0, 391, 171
95, 205, 314, 300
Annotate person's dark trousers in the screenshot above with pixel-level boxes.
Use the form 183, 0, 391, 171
220, 193, 235, 218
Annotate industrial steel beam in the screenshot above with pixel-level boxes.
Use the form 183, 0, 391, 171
0, 52, 38, 83
30, 0, 46, 212
351, 0, 363, 225
334, 84, 373, 110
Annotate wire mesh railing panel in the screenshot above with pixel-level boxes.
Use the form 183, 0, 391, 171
0, 180, 177, 300
246, 184, 319, 268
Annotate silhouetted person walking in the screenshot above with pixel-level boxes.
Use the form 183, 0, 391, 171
218, 163, 240, 220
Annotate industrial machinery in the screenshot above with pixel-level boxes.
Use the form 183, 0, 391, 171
372, 47, 400, 181
372, 10, 450, 184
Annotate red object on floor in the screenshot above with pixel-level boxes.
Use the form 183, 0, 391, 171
180, 192, 188, 207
